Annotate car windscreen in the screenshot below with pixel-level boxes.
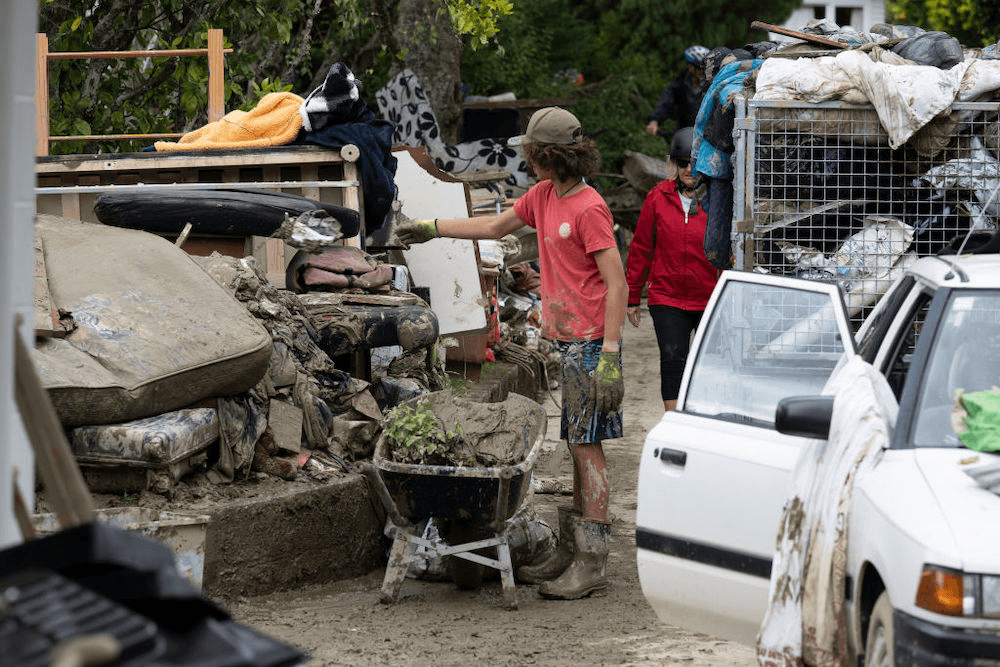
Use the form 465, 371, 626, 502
912, 291, 1000, 448
684, 280, 848, 424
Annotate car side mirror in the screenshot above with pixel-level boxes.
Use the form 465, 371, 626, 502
774, 395, 835, 439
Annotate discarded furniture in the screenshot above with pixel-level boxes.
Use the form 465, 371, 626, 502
298, 291, 440, 379
32, 215, 273, 429
66, 409, 221, 496
35, 29, 231, 155
35, 144, 363, 285
392, 147, 490, 332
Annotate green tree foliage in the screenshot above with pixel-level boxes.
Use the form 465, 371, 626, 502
444, 0, 513, 47
460, 0, 799, 175
39, 0, 801, 171
39, 1, 311, 153
37, 0, 510, 154
888, 0, 999, 47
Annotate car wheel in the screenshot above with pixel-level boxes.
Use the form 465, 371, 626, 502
864, 591, 894, 667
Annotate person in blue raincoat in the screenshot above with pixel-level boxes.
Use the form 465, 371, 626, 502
693, 57, 764, 270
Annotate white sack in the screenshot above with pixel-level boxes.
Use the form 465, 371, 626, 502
753, 51, 1000, 150
958, 59, 1000, 101
834, 49, 969, 149
753, 56, 867, 104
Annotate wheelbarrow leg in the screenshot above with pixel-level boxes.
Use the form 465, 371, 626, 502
497, 539, 517, 610
380, 533, 413, 604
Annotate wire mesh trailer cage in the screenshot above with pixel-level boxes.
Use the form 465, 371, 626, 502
733, 98, 1000, 329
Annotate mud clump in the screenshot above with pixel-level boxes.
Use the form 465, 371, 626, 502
382, 390, 542, 467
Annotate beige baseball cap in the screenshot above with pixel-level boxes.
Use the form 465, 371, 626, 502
507, 106, 582, 146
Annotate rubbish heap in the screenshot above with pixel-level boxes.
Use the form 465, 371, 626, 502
692, 20, 1000, 324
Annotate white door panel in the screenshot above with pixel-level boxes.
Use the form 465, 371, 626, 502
637, 549, 770, 646
638, 413, 801, 557
637, 271, 855, 640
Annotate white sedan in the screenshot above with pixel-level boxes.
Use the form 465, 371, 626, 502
636, 255, 1000, 666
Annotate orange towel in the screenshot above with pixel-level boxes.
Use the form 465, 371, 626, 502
155, 91, 305, 151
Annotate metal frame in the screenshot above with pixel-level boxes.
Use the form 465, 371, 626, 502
36, 29, 231, 155
733, 98, 1000, 328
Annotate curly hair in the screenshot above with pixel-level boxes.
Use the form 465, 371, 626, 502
523, 138, 602, 182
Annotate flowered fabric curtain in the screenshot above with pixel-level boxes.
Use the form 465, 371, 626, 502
375, 69, 533, 191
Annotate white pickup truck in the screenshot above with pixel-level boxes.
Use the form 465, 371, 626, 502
636, 248, 1000, 666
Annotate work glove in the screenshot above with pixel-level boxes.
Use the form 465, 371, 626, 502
395, 219, 438, 248
593, 350, 624, 414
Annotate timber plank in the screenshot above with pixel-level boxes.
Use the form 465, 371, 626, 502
36, 145, 360, 174
33, 235, 63, 338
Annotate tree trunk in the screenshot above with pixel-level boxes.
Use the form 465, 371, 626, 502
392, 0, 464, 144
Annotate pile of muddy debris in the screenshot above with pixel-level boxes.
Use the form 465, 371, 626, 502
687, 19, 1000, 324
33, 208, 558, 508
32, 213, 450, 499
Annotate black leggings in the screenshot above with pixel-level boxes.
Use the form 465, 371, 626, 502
649, 304, 704, 401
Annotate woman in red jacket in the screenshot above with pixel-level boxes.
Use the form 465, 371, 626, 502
625, 127, 719, 411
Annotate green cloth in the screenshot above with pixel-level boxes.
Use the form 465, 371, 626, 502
959, 389, 1000, 452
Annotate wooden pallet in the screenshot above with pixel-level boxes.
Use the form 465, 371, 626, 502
36, 144, 363, 286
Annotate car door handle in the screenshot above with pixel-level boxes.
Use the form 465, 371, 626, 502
656, 447, 687, 466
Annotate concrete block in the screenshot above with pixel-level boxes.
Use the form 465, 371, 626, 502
202, 473, 385, 599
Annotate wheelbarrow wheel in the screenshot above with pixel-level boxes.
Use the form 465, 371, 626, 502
442, 519, 485, 590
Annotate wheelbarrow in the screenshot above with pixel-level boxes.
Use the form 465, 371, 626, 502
361, 391, 546, 610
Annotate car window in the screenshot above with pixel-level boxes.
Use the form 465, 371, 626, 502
857, 275, 916, 362
684, 280, 849, 424
883, 292, 932, 401
911, 291, 1000, 448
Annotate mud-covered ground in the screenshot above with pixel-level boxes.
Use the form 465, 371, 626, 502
226, 313, 758, 666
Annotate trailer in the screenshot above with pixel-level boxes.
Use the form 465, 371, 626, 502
730, 97, 1000, 327
701, 38, 1000, 329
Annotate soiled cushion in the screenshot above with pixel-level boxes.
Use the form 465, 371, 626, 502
33, 215, 273, 427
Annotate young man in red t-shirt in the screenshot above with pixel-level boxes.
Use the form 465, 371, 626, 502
396, 107, 627, 600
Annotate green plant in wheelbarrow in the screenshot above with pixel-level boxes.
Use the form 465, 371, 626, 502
375, 391, 552, 594
383, 399, 472, 466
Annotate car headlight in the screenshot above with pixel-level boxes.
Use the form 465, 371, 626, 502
981, 575, 1000, 618
916, 566, 1000, 618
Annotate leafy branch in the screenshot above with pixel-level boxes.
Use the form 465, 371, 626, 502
383, 399, 466, 465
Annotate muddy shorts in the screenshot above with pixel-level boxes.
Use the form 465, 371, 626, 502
557, 339, 624, 444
